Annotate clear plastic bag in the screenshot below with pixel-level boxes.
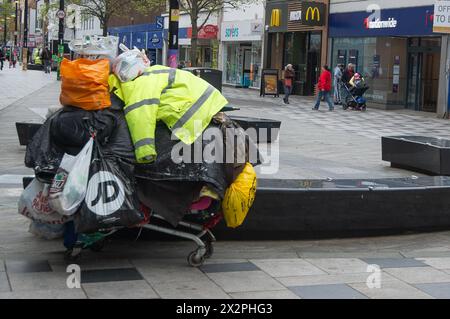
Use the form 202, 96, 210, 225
48, 138, 93, 216
69, 35, 119, 59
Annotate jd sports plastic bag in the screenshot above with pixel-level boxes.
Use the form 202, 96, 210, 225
222, 162, 257, 228
18, 179, 69, 225
73, 142, 145, 233
48, 138, 93, 216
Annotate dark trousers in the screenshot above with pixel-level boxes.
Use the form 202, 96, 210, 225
284, 85, 292, 103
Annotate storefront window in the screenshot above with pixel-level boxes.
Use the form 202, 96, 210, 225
224, 42, 262, 89
331, 37, 407, 106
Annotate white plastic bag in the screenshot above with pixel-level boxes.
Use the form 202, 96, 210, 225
18, 179, 69, 224
112, 44, 150, 82
49, 138, 94, 216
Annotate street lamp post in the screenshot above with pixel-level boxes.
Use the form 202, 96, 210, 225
14, 0, 17, 46
167, 0, 179, 68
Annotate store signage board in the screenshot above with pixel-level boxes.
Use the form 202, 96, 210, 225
289, 10, 301, 21
221, 20, 263, 41
434, 0, 450, 33
302, 2, 326, 27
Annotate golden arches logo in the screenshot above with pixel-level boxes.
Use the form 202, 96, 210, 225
305, 7, 320, 21
270, 9, 281, 27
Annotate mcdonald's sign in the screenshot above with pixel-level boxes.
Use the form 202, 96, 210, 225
302, 2, 326, 26
270, 9, 281, 27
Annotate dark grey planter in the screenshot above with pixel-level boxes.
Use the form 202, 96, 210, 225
382, 136, 450, 175
229, 116, 281, 143
15, 122, 43, 146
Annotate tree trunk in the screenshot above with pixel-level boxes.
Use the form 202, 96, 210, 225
190, 17, 198, 67
102, 20, 108, 36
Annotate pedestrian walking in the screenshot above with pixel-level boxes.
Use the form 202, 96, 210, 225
0, 47, 5, 71
283, 64, 295, 104
312, 65, 334, 111
10, 48, 17, 68
333, 64, 343, 105
41, 47, 52, 74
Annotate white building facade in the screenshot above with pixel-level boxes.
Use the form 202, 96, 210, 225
219, 1, 265, 89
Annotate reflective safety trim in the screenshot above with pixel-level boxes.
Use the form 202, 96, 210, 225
162, 68, 177, 94
135, 138, 155, 149
142, 69, 171, 76
124, 98, 160, 115
172, 85, 215, 130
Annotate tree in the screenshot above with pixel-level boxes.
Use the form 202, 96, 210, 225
139, 0, 255, 67
67, 0, 142, 36
0, 0, 15, 45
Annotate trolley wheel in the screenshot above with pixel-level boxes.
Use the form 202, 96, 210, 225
187, 250, 206, 267
89, 239, 105, 252
64, 249, 81, 263
204, 241, 214, 259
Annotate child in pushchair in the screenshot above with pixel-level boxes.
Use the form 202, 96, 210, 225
342, 73, 369, 111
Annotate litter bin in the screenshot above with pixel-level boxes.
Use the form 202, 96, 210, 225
184, 67, 222, 92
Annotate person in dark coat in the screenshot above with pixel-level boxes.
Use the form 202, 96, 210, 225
0, 48, 5, 71
312, 65, 334, 111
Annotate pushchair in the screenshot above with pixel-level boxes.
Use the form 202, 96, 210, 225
342, 82, 369, 111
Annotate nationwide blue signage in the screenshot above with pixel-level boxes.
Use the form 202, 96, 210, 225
329, 6, 435, 37
132, 32, 146, 49
147, 31, 163, 49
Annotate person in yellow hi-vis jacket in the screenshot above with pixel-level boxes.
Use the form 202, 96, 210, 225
109, 47, 228, 164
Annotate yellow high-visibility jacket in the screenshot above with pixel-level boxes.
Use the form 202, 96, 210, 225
108, 65, 228, 163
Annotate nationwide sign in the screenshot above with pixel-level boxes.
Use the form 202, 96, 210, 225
433, 0, 450, 33
364, 17, 398, 29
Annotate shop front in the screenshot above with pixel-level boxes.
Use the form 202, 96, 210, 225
221, 19, 263, 88
264, 0, 329, 96
177, 24, 219, 68
329, 5, 442, 113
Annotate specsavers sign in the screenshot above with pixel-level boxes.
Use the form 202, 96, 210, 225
221, 20, 263, 42
434, 0, 450, 33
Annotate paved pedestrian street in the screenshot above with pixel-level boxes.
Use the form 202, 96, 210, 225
1, 68, 450, 299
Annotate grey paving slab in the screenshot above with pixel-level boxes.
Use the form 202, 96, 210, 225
49, 258, 135, 272
298, 252, 405, 259
132, 258, 209, 285
416, 258, 450, 270
250, 259, 326, 277
0, 260, 4, 272
206, 270, 286, 293
8, 271, 72, 291
81, 268, 143, 283
289, 284, 368, 299
0, 288, 87, 299
5, 259, 52, 273
278, 272, 398, 287
384, 267, 450, 284
82, 280, 160, 299
414, 283, 450, 299
229, 289, 301, 299
200, 262, 260, 273
349, 280, 434, 299
361, 258, 428, 269
305, 258, 369, 274
152, 279, 230, 299
0, 272, 11, 292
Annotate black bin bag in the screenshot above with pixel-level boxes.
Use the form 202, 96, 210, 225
73, 141, 145, 234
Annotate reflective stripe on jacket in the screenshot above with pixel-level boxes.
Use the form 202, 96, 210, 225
109, 65, 228, 164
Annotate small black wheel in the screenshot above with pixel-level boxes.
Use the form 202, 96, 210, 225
187, 250, 206, 267
64, 249, 81, 263
204, 241, 214, 259
89, 239, 105, 252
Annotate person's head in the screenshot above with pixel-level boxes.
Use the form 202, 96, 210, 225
322, 65, 330, 72
285, 64, 293, 70
347, 63, 354, 71
354, 73, 361, 80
